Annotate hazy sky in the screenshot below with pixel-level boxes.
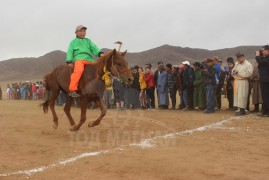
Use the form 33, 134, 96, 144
0, 0, 268, 60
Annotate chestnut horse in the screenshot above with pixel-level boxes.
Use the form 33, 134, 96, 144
41, 49, 133, 131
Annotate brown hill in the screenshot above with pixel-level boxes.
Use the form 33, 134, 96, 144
125, 45, 259, 67
0, 51, 66, 82
0, 45, 261, 82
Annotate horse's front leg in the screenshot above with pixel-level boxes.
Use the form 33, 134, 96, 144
70, 97, 88, 131
88, 98, 107, 127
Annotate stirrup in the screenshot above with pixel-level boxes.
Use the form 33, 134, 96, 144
69, 91, 80, 98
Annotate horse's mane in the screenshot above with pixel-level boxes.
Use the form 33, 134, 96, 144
96, 54, 108, 77
95, 50, 117, 77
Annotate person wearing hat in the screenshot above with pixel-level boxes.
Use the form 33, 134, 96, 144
66, 25, 104, 97
157, 65, 169, 109
225, 57, 236, 111
166, 63, 177, 109
181, 61, 194, 110
202, 58, 216, 113
193, 62, 206, 110
232, 52, 253, 116
255, 45, 269, 117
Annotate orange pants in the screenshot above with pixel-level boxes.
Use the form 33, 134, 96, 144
69, 60, 91, 91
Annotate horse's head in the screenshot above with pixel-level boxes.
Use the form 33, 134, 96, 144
102, 49, 134, 85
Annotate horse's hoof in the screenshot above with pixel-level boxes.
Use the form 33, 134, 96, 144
70, 126, 78, 131
88, 122, 94, 127
52, 124, 58, 129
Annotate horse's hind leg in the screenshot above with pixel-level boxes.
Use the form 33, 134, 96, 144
88, 98, 107, 128
70, 97, 88, 131
64, 96, 76, 127
49, 91, 60, 129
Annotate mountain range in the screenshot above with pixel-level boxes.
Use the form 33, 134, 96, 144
0, 45, 260, 82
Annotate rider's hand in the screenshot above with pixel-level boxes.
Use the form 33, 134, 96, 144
66, 60, 73, 67
99, 51, 105, 57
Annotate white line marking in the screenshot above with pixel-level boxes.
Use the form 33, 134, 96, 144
0, 115, 249, 177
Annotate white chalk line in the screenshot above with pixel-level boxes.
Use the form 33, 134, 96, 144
0, 115, 251, 177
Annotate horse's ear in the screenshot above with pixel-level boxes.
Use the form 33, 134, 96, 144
112, 49, 117, 56
121, 50, 127, 57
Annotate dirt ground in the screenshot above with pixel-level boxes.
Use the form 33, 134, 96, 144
0, 99, 269, 180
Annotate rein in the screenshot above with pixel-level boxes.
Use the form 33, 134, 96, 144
99, 54, 129, 81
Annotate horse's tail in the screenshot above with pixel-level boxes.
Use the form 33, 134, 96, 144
43, 73, 52, 91
40, 73, 52, 113
40, 99, 49, 113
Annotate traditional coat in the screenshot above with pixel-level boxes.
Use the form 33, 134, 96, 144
157, 71, 169, 106
193, 68, 206, 108
251, 62, 263, 104
232, 60, 253, 109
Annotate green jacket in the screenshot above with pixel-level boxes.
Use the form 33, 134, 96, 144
66, 37, 102, 63
193, 68, 203, 87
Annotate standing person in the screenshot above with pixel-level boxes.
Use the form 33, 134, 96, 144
144, 64, 152, 107
6, 84, 11, 100
212, 56, 222, 110
113, 77, 126, 110
251, 61, 263, 113
66, 25, 104, 97
21, 83, 26, 100
157, 65, 169, 109
193, 62, 206, 110
102, 69, 114, 109
124, 67, 133, 109
216, 61, 225, 110
15, 83, 21, 100
203, 59, 216, 114
177, 64, 185, 109
31, 83, 37, 100
10, 84, 15, 100
56, 91, 66, 106
27, 82, 32, 100
0, 86, 2, 100
232, 52, 253, 116
255, 45, 269, 117
154, 61, 163, 98
166, 64, 177, 110
182, 61, 195, 110
130, 66, 141, 109
225, 57, 236, 111
144, 66, 155, 109
138, 67, 147, 109
38, 81, 44, 100
172, 65, 181, 109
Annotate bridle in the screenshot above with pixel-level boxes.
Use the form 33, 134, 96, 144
105, 54, 130, 80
